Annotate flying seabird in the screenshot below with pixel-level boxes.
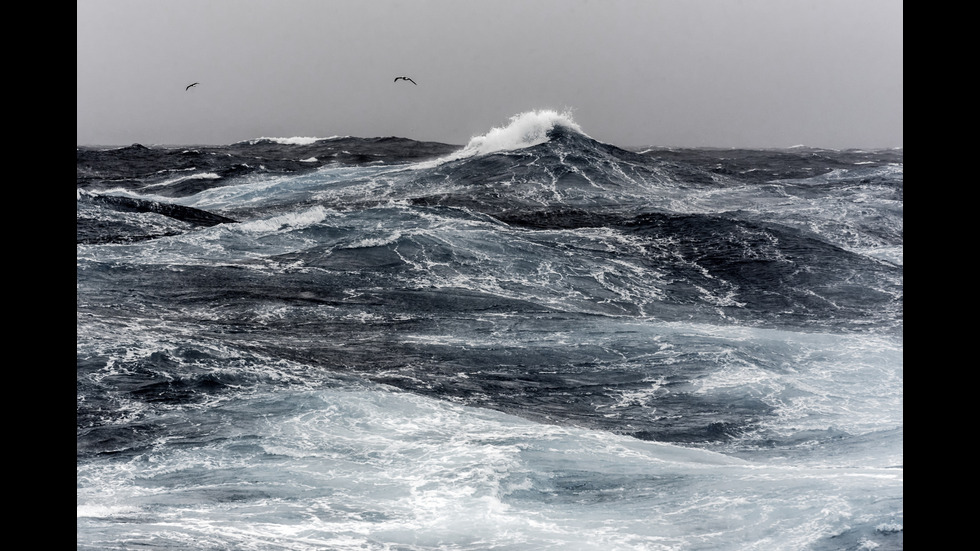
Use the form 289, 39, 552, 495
185, 82, 199, 91
394, 76, 417, 85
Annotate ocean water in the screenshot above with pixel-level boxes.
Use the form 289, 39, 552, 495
77, 110, 903, 550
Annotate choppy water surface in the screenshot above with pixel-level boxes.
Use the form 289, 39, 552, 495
78, 110, 902, 550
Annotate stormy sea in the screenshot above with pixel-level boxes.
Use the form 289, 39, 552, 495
77, 110, 903, 550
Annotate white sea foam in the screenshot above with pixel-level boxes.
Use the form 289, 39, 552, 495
463, 109, 586, 155
414, 109, 588, 169
76, 504, 140, 518
235, 205, 334, 233
77, 385, 899, 550
142, 172, 221, 188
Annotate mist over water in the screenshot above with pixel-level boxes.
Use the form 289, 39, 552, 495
78, 110, 902, 550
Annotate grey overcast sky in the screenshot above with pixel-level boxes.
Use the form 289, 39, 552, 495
77, 0, 903, 149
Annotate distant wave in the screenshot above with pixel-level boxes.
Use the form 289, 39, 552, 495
243, 136, 345, 146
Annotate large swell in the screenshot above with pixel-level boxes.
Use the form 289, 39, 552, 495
77, 110, 903, 550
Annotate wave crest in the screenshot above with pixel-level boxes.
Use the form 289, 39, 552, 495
456, 109, 587, 158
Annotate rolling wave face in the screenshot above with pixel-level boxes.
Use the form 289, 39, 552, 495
412, 122, 675, 214
77, 111, 902, 550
